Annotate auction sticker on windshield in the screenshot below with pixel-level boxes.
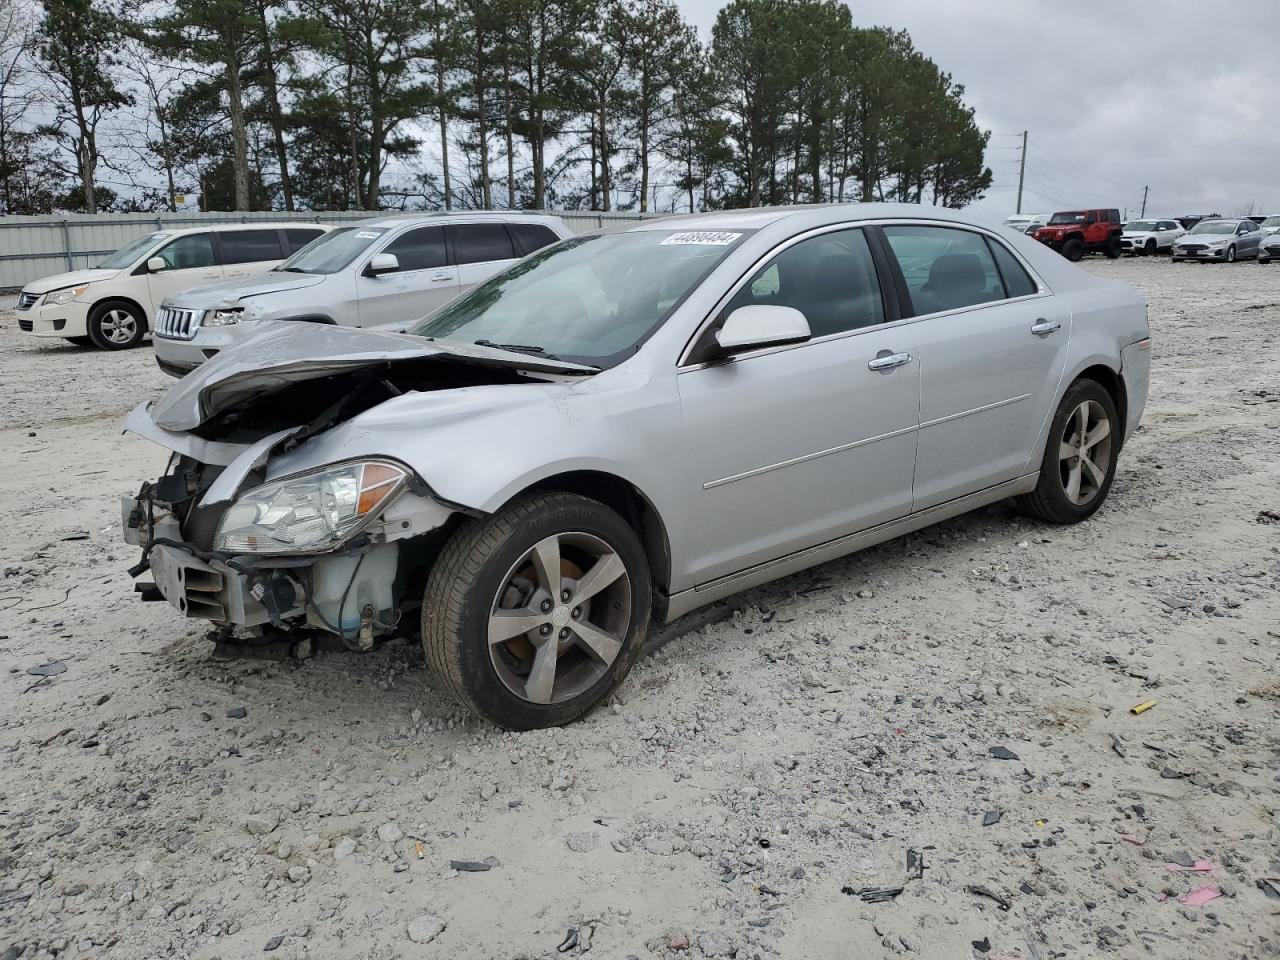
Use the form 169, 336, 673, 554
660, 232, 742, 246
355, 231, 382, 239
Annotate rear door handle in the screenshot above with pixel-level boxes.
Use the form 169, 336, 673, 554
867, 351, 912, 371
1031, 319, 1061, 336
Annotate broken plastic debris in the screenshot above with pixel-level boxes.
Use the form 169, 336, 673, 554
988, 745, 1019, 760
982, 811, 1002, 827
906, 848, 924, 880
1120, 835, 1145, 846
1179, 886, 1222, 907
1130, 699, 1157, 715
966, 884, 1011, 912
449, 857, 499, 872
263, 935, 284, 951
26, 660, 67, 677
557, 928, 578, 953
1165, 860, 1213, 873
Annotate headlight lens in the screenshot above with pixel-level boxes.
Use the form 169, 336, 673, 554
205, 307, 244, 326
44, 284, 90, 305
214, 460, 408, 554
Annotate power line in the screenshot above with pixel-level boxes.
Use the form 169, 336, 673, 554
1026, 142, 1143, 192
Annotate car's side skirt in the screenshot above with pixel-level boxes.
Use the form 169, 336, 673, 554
663, 472, 1040, 622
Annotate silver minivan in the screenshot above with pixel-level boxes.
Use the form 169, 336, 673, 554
152, 212, 572, 376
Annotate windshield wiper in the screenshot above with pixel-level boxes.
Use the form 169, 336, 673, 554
475, 338, 547, 355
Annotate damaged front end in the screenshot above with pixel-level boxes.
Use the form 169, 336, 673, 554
122, 450, 458, 648
119, 322, 596, 648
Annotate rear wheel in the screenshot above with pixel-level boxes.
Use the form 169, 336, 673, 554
1061, 237, 1085, 262
422, 492, 651, 730
87, 300, 146, 350
1015, 379, 1118, 524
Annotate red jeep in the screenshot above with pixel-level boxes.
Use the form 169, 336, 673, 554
1032, 209, 1123, 261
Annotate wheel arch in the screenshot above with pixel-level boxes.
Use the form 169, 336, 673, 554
514, 469, 673, 613
90, 295, 150, 331
1072, 362, 1128, 442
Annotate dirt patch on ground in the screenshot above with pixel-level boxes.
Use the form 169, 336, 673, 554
1, 256, 1278, 959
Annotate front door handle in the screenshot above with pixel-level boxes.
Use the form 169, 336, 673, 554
430, 272, 453, 282
867, 351, 912, 371
1031, 319, 1061, 336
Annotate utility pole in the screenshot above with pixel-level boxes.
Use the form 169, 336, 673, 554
1016, 130, 1028, 214
1140, 185, 1148, 218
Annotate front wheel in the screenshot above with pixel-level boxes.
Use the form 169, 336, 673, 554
87, 300, 146, 350
1103, 235, 1123, 259
422, 492, 651, 730
1226, 245, 1237, 263
1061, 237, 1085, 262
1144, 240, 1156, 256
1015, 379, 1119, 524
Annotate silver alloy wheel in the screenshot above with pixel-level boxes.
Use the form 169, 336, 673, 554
487, 531, 631, 705
100, 308, 138, 344
1058, 399, 1112, 505
1227, 245, 1236, 263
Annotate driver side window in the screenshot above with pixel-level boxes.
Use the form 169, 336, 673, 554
155, 233, 215, 270
723, 229, 885, 338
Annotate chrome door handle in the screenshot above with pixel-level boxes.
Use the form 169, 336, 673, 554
867, 352, 912, 371
430, 272, 452, 282
1031, 319, 1061, 336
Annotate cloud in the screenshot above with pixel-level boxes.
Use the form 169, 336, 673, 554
675, 0, 1280, 218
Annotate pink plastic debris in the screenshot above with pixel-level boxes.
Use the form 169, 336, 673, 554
1120, 834, 1145, 845
1179, 886, 1222, 907
1165, 860, 1213, 873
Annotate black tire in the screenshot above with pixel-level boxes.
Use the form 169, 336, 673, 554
87, 299, 146, 350
1226, 245, 1236, 263
1103, 235, 1123, 259
1061, 237, 1085, 262
1144, 239, 1156, 256
422, 491, 652, 730
64, 336, 93, 347
1015, 378, 1120, 524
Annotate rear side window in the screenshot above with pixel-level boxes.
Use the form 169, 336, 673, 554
882, 226, 1005, 316
154, 233, 215, 270
986, 238, 1037, 298
284, 228, 325, 255
509, 223, 560, 256
449, 223, 516, 264
724, 228, 884, 337
220, 229, 283, 264
381, 226, 447, 271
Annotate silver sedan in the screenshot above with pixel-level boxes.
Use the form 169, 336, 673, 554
120, 204, 1152, 729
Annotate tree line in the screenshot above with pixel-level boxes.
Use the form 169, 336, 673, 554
0, 0, 992, 215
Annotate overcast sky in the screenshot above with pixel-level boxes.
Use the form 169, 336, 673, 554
675, 0, 1280, 222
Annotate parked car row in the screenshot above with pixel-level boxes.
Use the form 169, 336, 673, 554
1005, 209, 1276, 264
101, 204, 1150, 728
15, 214, 573, 360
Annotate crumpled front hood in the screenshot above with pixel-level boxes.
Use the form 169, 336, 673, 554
23, 268, 120, 294
163, 271, 325, 308
148, 321, 598, 432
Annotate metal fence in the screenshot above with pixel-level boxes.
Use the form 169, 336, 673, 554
0, 210, 661, 289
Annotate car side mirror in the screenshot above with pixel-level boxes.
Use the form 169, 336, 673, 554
365, 253, 399, 277
147, 256, 167, 273
714, 305, 811, 355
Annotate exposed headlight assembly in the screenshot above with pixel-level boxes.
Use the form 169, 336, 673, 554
44, 284, 90, 305
215, 460, 408, 554
205, 307, 244, 326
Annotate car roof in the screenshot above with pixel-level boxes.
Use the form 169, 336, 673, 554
619, 202, 1006, 234
354, 211, 569, 229
150, 223, 335, 235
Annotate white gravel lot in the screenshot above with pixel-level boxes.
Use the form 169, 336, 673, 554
1, 256, 1278, 960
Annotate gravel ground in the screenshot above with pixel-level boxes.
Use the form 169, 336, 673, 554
1, 257, 1278, 960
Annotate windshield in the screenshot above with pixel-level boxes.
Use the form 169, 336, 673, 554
409, 229, 751, 366
1189, 220, 1235, 235
98, 232, 168, 269
1049, 212, 1086, 225
1125, 221, 1157, 232
1261, 216, 1280, 227
277, 226, 386, 274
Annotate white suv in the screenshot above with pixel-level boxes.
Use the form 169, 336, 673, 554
15, 224, 331, 350
152, 213, 573, 377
